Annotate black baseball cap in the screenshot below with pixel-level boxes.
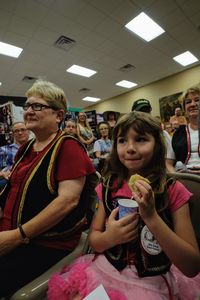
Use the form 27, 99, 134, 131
131, 99, 152, 112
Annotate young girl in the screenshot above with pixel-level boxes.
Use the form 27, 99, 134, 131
48, 112, 200, 300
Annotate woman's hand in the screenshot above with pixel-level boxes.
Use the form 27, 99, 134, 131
131, 180, 157, 221
0, 229, 22, 256
105, 207, 139, 247
0, 170, 11, 180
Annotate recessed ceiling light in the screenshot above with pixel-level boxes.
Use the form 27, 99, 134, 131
116, 80, 137, 88
0, 82, 2, 86
173, 51, 198, 66
82, 96, 101, 102
66, 64, 97, 77
125, 12, 165, 42
0, 41, 23, 58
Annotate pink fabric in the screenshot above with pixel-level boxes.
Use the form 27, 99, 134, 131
48, 180, 195, 300
167, 181, 192, 212
171, 265, 200, 300
48, 254, 179, 300
96, 180, 192, 213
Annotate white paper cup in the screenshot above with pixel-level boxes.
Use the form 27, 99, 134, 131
118, 199, 138, 219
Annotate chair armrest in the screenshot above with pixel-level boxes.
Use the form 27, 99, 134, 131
10, 231, 88, 300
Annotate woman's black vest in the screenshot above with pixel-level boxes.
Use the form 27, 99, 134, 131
0, 133, 97, 240
102, 176, 173, 277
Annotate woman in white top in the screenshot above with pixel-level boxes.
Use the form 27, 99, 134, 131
166, 87, 200, 173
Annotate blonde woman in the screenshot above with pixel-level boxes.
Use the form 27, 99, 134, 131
77, 112, 95, 157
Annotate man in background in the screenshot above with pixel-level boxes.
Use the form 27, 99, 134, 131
0, 122, 29, 185
170, 107, 187, 129
131, 98, 152, 113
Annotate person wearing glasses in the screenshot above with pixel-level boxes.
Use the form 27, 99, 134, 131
0, 122, 29, 186
0, 80, 95, 297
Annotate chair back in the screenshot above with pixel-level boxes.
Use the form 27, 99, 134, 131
168, 172, 200, 248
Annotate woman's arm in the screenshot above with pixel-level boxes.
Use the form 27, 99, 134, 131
0, 177, 86, 255
77, 125, 89, 145
89, 201, 139, 253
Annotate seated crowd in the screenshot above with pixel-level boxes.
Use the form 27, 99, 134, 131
0, 82, 199, 299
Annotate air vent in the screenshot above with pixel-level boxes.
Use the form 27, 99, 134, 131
79, 88, 91, 92
54, 35, 76, 51
22, 76, 37, 83
119, 64, 135, 72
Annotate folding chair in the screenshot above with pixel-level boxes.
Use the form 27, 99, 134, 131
168, 172, 200, 248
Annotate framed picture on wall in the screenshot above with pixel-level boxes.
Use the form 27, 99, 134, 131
159, 92, 183, 122
0, 102, 13, 146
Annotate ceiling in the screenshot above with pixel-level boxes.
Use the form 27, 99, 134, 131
0, 0, 200, 108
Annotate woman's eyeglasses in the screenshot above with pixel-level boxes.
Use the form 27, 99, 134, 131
13, 128, 27, 134
23, 102, 56, 111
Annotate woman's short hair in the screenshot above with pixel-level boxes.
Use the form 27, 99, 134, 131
26, 80, 67, 111
182, 86, 200, 109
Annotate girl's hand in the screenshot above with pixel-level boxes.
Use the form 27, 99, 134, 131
105, 207, 139, 247
132, 180, 157, 221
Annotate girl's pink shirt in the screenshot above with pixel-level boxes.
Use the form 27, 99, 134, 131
96, 180, 192, 213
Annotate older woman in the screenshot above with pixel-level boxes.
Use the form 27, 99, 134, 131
166, 87, 200, 173
0, 80, 95, 297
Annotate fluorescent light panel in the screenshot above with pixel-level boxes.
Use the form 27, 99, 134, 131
66, 64, 97, 77
82, 96, 101, 102
125, 12, 165, 42
173, 51, 198, 66
116, 80, 137, 88
0, 41, 23, 58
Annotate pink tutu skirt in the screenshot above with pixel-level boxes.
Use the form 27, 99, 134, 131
48, 254, 180, 300
171, 265, 200, 300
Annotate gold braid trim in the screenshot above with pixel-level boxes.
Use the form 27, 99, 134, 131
47, 134, 82, 193
17, 133, 85, 225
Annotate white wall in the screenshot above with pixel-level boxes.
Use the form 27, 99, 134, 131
85, 65, 200, 116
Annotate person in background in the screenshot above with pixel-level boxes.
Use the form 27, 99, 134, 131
169, 107, 187, 129
48, 112, 200, 300
131, 98, 152, 113
0, 80, 95, 297
131, 100, 175, 172
93, 121, 112, 173
64, 119, 77, 136
103, 111, 120, 138
0, 122, 29, 184
166, 87, 200, 173
77, 112, 95, 158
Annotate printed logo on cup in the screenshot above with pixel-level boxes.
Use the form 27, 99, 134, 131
118, 198, 138, 219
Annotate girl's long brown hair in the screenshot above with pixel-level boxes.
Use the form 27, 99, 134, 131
103, 111, 167, 194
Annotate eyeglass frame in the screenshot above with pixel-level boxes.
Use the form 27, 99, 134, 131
22, 102, 57, 112
13, 128, 27, 134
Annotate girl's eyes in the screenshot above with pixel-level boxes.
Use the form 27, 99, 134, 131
117, 136, 148, 143
117, 137, 125, 143
136, 137, 148, 142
